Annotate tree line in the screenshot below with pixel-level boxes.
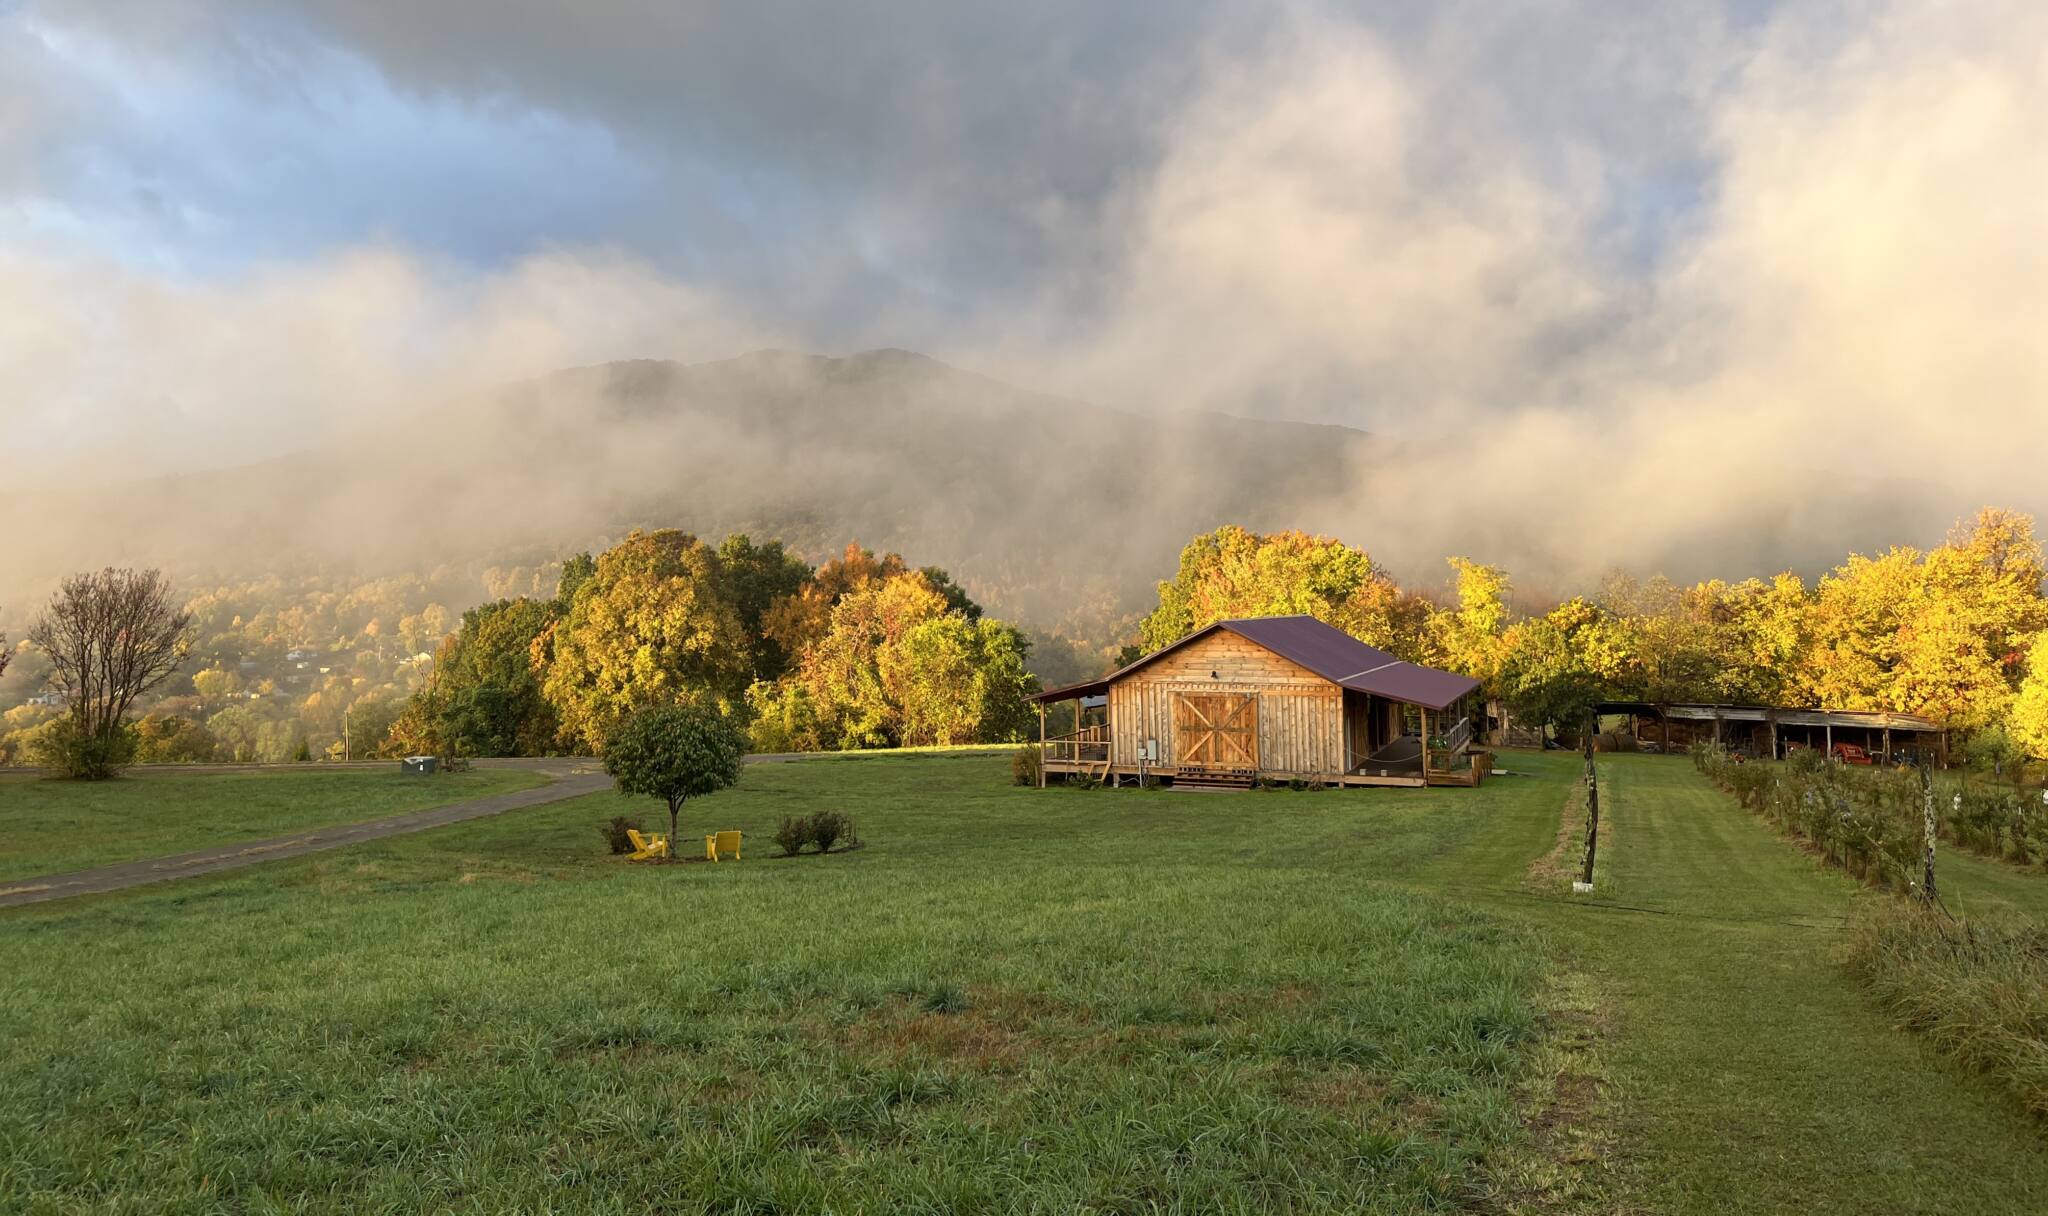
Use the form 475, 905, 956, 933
1138, 508, 2048, 761
8, 507, 2046, 774
388, 531, 1038, 758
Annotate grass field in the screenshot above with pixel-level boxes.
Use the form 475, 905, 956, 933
0, 767, 547, 882
2, 751, 2046, 1212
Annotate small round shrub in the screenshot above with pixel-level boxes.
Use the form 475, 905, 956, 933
808, 810, 846, 854
601, 816, 643, 855
774, 815, 811, 857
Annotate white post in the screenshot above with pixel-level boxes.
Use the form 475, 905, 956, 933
1037, 702, 1046, 789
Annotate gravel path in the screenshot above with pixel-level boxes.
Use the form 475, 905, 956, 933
0, 760, 609, 908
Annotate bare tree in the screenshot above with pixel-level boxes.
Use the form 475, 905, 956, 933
28, 568, 191, 778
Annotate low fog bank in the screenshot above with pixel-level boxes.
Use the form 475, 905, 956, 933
0, 347, 2020, 646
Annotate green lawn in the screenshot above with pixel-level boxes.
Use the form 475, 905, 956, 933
1, 751, 2045, 1212
1533, 756, 2048, 1214
0, 767, 547, 882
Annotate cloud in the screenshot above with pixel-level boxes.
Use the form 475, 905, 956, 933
0, 0, 2042, 620
0, 246, 778, 474
967, 0, 2047, 586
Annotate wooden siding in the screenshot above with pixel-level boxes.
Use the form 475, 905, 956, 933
1107, 632, 1343, 777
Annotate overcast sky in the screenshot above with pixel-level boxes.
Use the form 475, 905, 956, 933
3, 0, 2042, 551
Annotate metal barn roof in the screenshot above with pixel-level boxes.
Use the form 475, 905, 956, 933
1033, 615, 1481, 711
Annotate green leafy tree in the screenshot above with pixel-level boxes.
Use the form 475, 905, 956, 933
744, 679, 825, 753
1498, 598, 1634, 738
206, 705, 264, 762
604, 701, 747, 846
542, 530, 753, 754
716, 534, 814, 681
410, 597, 560, 756
554, 552, 597, 606
133, 713, 218, 764
886, 616, 1039, 745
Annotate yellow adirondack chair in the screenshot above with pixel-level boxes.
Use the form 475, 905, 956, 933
704, 830, 743, 862
626, 829, 669, 861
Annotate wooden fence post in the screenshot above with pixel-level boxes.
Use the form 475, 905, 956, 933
1920, 764, 1938, 902
1581, 709, 1599, 887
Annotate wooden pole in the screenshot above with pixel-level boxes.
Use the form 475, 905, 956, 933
1037, 702, 1046, 789
1581, 709, 1599, 886
1920, 764, 1938, 902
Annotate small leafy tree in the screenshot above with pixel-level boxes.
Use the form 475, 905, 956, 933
603, 701, 747, 847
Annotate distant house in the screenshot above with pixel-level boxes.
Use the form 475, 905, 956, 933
1031, 615, 1485, 789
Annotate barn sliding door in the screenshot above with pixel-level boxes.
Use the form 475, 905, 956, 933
1172, 693, 1258, 769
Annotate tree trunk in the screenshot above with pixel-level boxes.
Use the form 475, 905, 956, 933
669, 796, 683, 854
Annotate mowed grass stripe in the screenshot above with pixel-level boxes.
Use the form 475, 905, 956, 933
1570, 756, 2048, 1215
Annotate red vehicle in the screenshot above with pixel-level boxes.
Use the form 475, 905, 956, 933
1831, 742, 1874, 765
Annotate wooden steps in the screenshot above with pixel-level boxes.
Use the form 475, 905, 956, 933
1172, 768, 1255, 791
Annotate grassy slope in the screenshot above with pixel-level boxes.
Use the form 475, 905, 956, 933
0, 768, 547, 882
4, 752, 2047, 1212
0, 755, 1572, 1214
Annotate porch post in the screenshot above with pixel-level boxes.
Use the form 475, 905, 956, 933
1422, 707, 1431, 776
1037, 701, 1046, 789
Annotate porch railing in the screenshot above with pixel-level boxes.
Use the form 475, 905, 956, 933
1425, 716, 1474, 774
1043, 723, 1110, 765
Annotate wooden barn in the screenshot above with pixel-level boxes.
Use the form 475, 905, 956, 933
1033, 615, 1487, 789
